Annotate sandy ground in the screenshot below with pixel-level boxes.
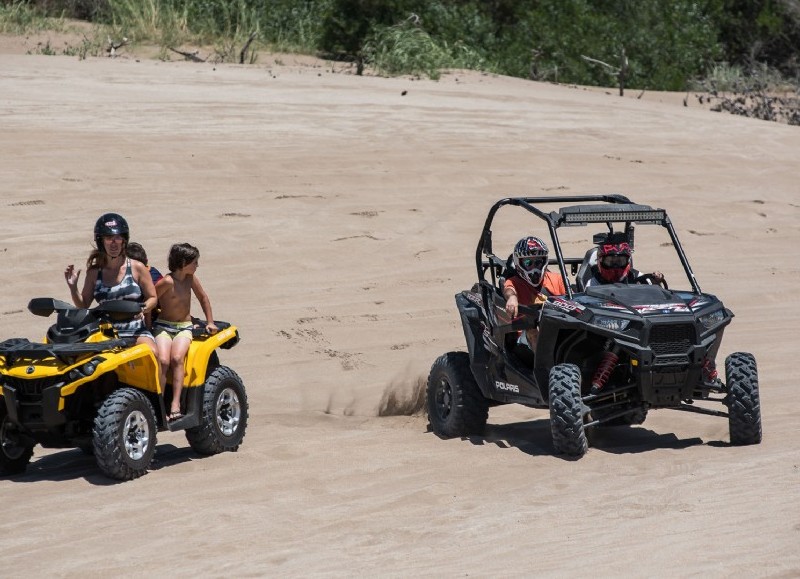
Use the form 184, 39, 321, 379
1, 47, 799, 578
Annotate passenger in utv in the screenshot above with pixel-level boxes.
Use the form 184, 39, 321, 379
585, 238, 664, 287
64, 213, 159, 356
503, 236, 566, 350
155, 243, 217, 422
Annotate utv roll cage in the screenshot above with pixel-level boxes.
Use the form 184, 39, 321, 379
474, 195, 703, 300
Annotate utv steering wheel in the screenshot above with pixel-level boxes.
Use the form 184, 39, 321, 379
636, 273, 669, 289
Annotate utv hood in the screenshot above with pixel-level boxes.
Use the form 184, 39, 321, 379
579, 284, 697, 316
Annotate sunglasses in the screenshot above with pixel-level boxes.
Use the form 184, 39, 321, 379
600, 255, 630, 268
520, 257, 547, 271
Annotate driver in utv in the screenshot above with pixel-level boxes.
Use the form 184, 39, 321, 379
503, 236, 566, 351
585, 238, 664, 287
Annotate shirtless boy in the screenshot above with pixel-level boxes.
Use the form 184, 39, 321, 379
155, 243, 217, 422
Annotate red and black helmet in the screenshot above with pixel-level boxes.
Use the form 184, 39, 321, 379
94, 213, 129, 251
597, 241, 632, 282
513, 236, 549, 287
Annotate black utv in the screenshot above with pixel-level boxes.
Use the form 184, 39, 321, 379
426, 196, 761, 457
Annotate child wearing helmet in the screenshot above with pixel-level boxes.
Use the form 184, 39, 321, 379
64, 213, 159, 356
502, 236, 566, 350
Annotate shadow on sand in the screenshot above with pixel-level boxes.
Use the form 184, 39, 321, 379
434, 418, 709, 459
4, 443, 204, 485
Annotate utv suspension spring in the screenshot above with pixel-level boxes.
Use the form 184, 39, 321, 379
591, 349, 619, 394
702, 358, 718, 381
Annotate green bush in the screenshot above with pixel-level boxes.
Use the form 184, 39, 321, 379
4, 0, 797, 91
362, 19, 448, 79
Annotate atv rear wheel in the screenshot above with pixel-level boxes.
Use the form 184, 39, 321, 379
0, 407, 34, 476
186, 366, 248, 455
426, 352, 488, 438
93, 388, 157, 481
548, 364, 588, 457
726, 352, 762, 445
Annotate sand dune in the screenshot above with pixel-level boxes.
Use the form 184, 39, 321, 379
1, 51, 799, 577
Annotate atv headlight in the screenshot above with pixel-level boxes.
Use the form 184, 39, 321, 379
698, 309, 725, 330
81, 359, 100, 376
592, 315, 630, 332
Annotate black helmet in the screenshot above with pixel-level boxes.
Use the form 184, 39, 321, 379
94, 213, 129, 250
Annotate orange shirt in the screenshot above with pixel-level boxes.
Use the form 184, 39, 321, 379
503, 270, 566, 305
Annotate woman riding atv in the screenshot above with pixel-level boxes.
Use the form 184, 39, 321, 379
64, 213, 159, 357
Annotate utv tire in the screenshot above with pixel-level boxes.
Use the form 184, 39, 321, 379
0, 407, 34, 476
549, 364, 588, 457
426, 352, 488, 438
93, 388, 157, 481
186, 366, 248, 455
726, 352, 762, 445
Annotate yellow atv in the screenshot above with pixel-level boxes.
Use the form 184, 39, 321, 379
0, 298, 247, 480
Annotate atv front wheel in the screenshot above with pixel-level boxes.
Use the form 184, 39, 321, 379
0, 407, 34, 476
426, 352, 488, 438
186, 366, 248, 455
93, 388, 157, 481
726, 352, 762, 445
548, 364, 588, 457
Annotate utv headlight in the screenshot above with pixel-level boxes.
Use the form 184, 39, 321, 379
592, 316, 630, 332
698, 309, 725, 330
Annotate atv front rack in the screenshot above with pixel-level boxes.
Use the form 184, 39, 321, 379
0, 337, 133, 365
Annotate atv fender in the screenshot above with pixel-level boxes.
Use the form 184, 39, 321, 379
184, 326, 240, 387
59, 343, 161, 397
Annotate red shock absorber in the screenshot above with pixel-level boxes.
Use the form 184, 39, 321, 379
591, 349, 619, 394
702, 358, 718, 383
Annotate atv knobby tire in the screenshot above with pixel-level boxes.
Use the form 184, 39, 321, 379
185, 366, 248, 455
726, 352, 762, 446
93, 388, 157, 481
0, 406, 34, 476
426, 351, 488, 438
548, 364, 588, 457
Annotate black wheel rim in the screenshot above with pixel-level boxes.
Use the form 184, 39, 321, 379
435, 378, 453, 420
1, 418, 25, 460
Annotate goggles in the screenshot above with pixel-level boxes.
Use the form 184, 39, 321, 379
520, 256, 547, 271
600, 254, 630, 268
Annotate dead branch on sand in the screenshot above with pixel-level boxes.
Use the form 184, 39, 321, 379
239, 31, 258, 65
582, 48, 629, 96
169, 47, 207, 63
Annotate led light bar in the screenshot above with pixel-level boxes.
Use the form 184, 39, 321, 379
562, 209, 666, 224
